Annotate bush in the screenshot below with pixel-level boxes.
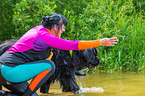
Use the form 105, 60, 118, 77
52, 0, 94, 40
56, 0, 145, 72
12, 0, 56, 38
77, 0, 145, 72
0, 0, 20, 41
0, 0, 145, 72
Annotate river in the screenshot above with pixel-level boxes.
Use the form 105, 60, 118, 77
38, 72, 145, 96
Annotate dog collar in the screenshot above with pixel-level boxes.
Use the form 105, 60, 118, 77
69, 50, 73, 58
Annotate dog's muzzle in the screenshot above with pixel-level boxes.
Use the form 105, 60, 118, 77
88, 60, 101, 68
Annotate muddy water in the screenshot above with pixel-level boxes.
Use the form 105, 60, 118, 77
38, 72, 145, 96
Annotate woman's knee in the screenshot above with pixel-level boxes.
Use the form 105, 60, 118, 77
32, 60, 55, 71
40, 60, 55, 73
46, 60, 55, 72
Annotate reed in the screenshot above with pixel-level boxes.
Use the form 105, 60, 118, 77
62, 0, 145, 73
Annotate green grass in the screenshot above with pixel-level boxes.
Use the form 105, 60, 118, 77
63, 0, 145, 73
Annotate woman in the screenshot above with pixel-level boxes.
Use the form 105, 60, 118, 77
0, 14, 118, 96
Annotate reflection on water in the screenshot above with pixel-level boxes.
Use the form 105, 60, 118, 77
38, 72, 145, 96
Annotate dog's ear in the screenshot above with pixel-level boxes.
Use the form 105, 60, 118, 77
52, 48, 60, 59
81, 49, 91, 63
78, 50, 85, 56
94, 47, 98, 55
82, 49, 88, 57
82, 48, 98, 63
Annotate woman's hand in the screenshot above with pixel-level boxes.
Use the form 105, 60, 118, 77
100, 37, 119, 46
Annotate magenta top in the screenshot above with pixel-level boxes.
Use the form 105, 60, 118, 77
7, 25, 79, 53
0, 25, 80, 66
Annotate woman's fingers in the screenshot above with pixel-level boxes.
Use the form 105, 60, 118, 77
110, 37, 119, 44
110, 37, 118, 41
110, 37, 118, 40
100, 37, 119, 46
111, 42, 118, 44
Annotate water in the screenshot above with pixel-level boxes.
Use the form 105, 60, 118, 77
38, 72, 145, 96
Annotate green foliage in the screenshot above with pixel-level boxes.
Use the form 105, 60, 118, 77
52, 0, 93, 40
78, 0, 145, 73
0, 0, 20, 41
57, 0, 145, 72
12, 0, 56, 38
0, 0, 145, 72
132, 0, 145, 11
54, 0, 92, 15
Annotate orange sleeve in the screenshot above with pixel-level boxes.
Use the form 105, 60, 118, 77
78, 40, 100, 50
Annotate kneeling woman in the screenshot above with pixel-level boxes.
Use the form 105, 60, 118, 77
0, 14, 118, 96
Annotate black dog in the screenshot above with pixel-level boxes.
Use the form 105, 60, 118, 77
40, 48, 100, 94
0, 39, 17, 55
0, 40, 18, 90
0, 40, 100, 94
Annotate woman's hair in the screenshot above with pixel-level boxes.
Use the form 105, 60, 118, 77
41, 14, 67, 30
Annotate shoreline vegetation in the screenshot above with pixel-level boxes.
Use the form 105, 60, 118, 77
0, 0, 145, 73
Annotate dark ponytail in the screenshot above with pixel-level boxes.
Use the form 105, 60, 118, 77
41, 14, 67, 29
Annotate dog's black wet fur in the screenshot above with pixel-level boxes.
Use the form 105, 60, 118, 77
0, 39, 100, 94
0, 40, 18, 91
40, 48, 100, 94
0, 39, 17, 55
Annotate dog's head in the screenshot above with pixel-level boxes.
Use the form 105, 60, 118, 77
80, 48, 100, 68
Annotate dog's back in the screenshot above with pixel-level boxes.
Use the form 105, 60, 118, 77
0, 39, 17, 55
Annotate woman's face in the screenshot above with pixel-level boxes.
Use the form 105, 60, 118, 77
56, 24, 66, 37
